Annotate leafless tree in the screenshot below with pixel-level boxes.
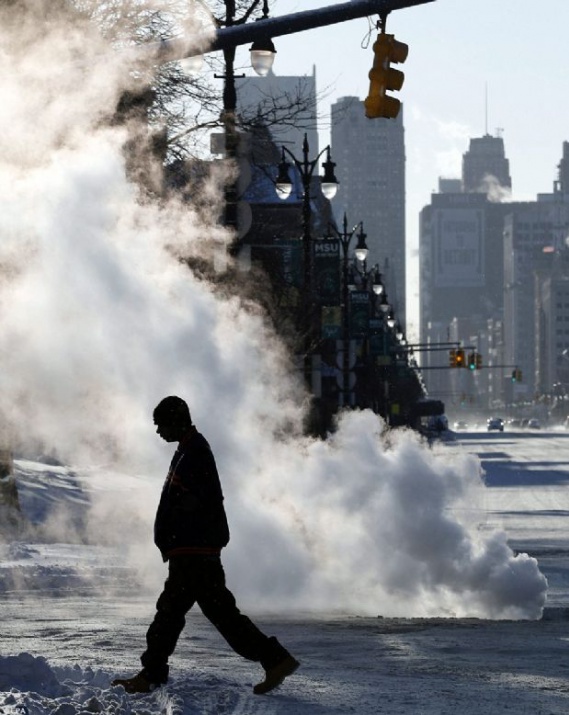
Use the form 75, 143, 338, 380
73, 0, 323, 164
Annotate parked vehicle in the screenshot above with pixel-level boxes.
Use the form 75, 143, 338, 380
527, 418, 541, 429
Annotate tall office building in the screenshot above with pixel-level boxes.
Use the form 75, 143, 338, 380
330, 96, 406, 323
462, 134, 511, 194
503, 192, 569, 400
419, 132, 515, 409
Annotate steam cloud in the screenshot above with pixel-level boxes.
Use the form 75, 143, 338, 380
0, 1, 547, 620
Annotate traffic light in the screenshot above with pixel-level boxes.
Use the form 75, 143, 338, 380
511, 368, 523, 382
475, 353, 483, 370
364, 32, 408, 119
449, 349, 457, 367
455, 348, 465, 368
468, 352, 476, 370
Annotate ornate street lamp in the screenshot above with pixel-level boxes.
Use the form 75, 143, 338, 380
275, 134, 338, 395
372, 267, 384, 296
354, 228, 369, 263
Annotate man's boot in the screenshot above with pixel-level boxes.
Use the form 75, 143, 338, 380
112, 670, 165, 694
253, 654, 300, 695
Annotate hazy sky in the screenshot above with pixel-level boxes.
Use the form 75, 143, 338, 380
227, 0, 569, 334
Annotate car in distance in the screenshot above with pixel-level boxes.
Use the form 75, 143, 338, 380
487, 417, 504, 432
453, 421, 469, 431
527, 418, 541, 429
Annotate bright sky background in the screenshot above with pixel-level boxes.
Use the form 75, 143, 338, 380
230, 0, 569, 334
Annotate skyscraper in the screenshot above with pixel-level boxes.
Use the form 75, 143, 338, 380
418, 132, 515, 409
462, 134, 511, 194
330, 96, 406, 323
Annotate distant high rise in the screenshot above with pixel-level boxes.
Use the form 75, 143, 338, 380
330, 96, 406, 323
555, 141, 569, 195
419, 132, 516, 407
462, 134, 511, 194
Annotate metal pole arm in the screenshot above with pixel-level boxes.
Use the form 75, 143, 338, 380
149, 0, 435, 63
328, 216, 363, 254
282, 142, 333, 181
281, 146, 317, 180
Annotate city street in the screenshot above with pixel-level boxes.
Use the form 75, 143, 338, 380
451, 425, 569, 608
1, 427, 569, 714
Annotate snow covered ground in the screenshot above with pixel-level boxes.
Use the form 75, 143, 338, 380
1, 430, 569, 715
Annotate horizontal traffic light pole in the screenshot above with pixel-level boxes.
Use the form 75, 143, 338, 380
401, 343, 478, 352
419, 364, 520, 371
145, 0, 436, 63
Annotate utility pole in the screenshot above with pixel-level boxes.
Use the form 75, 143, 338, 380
220, 0, 239, 240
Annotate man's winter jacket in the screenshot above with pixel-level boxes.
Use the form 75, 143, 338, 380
154, 425, 230, 560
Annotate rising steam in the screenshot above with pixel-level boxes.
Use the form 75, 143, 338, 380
0, 1, 547, 619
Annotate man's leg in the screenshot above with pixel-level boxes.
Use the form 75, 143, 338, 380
113, 560, 196, 693
196, 557, 299, 693
140, 559, 197, 683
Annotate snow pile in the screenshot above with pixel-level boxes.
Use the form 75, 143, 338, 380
0, 654, 171, 715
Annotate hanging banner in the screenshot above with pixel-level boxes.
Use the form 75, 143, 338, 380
321, 306, 342, 339
251, 239, 303, 305
349, 291, 370, 337
313, 239, 341, 305
369, 334, 385, 356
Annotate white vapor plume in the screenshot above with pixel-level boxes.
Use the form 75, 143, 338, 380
478, 173, 512, 203
0, 1, 547, 620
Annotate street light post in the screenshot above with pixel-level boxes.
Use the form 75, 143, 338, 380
328, 214, 368, 407
276, 134, 338, 399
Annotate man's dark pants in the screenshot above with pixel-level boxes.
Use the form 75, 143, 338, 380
141, 555, 289, 683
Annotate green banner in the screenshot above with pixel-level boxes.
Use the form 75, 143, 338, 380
313, 239, 340, 306
349, 291, 370, 337
321, 306, 342, 339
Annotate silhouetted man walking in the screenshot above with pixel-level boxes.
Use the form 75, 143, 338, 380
113, 396, 299, 695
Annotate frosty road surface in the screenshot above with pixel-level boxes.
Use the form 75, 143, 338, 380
1, 430, 569, 714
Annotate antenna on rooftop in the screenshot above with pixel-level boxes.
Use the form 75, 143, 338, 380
484, 82, 488, 136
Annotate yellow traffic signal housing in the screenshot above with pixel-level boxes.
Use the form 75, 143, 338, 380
364, 32, 408, 119
468, 352, 476, 370
455, 348, 465, 367
449, 349, 457, 367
